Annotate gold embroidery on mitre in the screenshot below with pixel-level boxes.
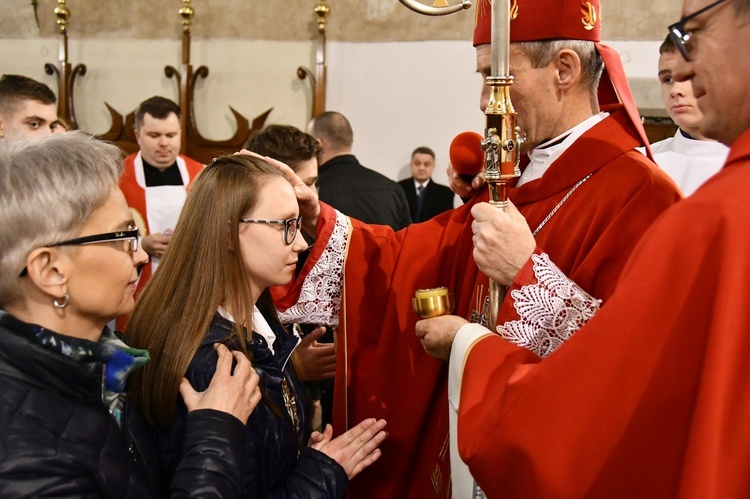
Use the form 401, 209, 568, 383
581, 1, 597, 30
433, 0, 450, 7
474, 0, 519, 27
474, 0, 490, 30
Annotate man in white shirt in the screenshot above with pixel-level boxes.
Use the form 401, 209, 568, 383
651, 35, 728, 195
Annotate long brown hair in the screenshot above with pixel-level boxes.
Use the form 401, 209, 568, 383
127, 154, 285, 429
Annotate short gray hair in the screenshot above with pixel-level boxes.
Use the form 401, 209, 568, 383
517, 40, 603, 96
0, 131, 123, 306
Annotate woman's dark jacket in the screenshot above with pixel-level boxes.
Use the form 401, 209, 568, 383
159, 307, 348, 498
0, 311, 246, 498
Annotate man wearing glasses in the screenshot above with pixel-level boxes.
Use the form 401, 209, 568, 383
417, 0, 750, 495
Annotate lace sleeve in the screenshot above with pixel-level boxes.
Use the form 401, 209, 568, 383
496, 253, 601, 358
278, 211, 349, 327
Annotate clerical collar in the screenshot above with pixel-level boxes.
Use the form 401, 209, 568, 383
678, 129, 697, 141
142, 158, 183, 187
519, 112, 609, 186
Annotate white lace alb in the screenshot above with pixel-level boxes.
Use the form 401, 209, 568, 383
496, 253, 601, 358
278, 211, 349, 327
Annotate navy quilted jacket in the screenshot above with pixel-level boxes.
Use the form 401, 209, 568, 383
159, 308, 349, 498
0, 311, 247, 499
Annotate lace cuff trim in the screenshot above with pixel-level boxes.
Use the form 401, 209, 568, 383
278, 211, 348, 327
496, 253, 601, 358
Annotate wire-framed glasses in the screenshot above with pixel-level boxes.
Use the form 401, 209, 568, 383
668, 0, 727, 61
240, 216, 302, 246
19, 227, 141, 277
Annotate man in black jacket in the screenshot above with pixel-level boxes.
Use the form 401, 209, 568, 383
308, 111, 412, 231
398, 146, 455, 223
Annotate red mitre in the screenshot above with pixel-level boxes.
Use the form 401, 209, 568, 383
473, 0, 652, 157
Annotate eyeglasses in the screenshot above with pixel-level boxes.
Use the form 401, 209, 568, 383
668, 0, 727, 61
240, 216, 302, 246
19, 227, 141, 277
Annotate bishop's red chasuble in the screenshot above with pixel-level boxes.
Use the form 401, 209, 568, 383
455, 128, 750, 498
274, 106, 681, 498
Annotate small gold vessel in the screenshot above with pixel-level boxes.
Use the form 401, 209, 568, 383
412, 287, 455, 319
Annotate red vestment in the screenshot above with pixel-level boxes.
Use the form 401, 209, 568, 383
274, 106, 680, 498
119, 152, 203, 296
456, 129, 750, 498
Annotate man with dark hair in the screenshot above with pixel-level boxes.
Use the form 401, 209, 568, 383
0, 74, 62, 140
651, 34, 728, 195
307, 111, 412, 231
246, 124, 321, 188
416, 0, 750, 496
398, 146, 455, 223
119, 96, 203, 296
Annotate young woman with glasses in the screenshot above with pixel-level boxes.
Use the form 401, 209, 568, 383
126, 154, 387, 498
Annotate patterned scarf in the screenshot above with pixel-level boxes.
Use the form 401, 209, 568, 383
0, 311, 149, 426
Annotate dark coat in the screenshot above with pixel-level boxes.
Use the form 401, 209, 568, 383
159, 308, 348, 499
398, 178, 455, 223
0, 311, 246, 499
317, 154, 412, 230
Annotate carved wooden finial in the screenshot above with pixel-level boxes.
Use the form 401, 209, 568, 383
54, 0, 70, 34
178, 0, 195, 33
314, 0, 330, 34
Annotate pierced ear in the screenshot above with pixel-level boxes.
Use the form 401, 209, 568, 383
25, 247, 70, 298
554, 49, 582, 90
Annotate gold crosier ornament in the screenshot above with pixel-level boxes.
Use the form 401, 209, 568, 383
479, 0, 524, 331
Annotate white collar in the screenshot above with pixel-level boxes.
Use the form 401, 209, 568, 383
519, 112, 609, 186
414, 179, 431, 190
217, 305, 277, 354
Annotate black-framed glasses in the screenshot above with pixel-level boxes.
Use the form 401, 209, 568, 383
668, 0, 727, 61
240, 216, 302, 246
19, 227, 141, 277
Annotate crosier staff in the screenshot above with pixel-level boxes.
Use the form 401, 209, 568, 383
482, 0, 523, 331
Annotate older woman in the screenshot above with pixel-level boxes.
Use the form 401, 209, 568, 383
0, 132, 260, 498
127, 154, 387, 498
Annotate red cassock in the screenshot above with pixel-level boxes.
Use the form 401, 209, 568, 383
457, 129, 750, 498
274, 106, 681, 498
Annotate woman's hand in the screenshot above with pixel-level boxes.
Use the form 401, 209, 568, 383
179, 343, 261, 424
309, 419, 388, 479
292, 326, 336, 381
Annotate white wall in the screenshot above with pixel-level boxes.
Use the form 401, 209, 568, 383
1, 38, 663, 190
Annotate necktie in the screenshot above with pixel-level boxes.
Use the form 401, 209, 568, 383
416, 184, 426, 217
